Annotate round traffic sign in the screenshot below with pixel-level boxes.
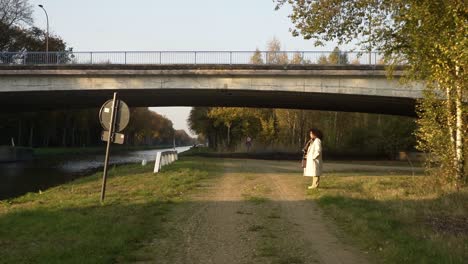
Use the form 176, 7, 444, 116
99, 99, 130, 132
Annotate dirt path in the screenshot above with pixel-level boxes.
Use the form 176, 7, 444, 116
180, 164, 256, 264
134, 159, 370, 264
266, 171, 369, 263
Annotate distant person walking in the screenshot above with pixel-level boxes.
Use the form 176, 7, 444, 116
303, 128, 323, 189
246, 136, 252, 151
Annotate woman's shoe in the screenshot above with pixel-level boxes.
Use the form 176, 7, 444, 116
307, 185, 315, 189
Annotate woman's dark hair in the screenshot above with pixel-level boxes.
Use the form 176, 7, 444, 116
309, 128, 323, 140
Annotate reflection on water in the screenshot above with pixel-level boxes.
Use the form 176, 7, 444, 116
0, 146, 191, 200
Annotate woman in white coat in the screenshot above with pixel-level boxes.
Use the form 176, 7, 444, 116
303, 128, 323, 189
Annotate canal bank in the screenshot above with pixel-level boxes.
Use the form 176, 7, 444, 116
1, 157, 463, 264
0, 146, 191, 200
0, 156, 219, 263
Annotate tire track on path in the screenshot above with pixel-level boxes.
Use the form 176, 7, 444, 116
265, 169, 370, 264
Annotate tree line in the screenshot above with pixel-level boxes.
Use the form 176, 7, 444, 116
0, 108, 195, 148
189, 39, 416, 158
189, 107, 415, 159
275, 0, 466, 187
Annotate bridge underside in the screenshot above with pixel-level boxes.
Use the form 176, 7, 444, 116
0, 89, 416, 116
0, 64, 423, 116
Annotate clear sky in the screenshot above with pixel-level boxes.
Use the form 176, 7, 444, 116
32, 0, 348, 136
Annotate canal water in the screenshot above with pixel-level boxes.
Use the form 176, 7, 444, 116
0, 146, 191, 200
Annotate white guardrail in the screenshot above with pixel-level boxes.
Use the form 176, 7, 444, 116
153, 150, 178, 173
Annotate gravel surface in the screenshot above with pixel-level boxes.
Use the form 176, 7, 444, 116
133, 159, 374, 264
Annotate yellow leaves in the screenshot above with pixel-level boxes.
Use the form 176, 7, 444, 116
208, 107, 244, 127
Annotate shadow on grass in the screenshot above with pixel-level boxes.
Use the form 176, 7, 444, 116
0, 200, 172, 263
0, 195, 466, 264
0, 157, 462, 264
312, 191, 468, 264
0, 157, 221, 263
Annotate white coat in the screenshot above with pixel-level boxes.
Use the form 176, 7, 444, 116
303, 138, 323, 177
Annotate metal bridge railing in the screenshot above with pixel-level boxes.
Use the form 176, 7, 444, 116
0, 51, 384, 65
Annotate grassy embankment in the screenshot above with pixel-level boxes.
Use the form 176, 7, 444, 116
0, 156, 220, 263
1, 150, 466, 263
220, 158, 466, 264
308, 172, 468, 264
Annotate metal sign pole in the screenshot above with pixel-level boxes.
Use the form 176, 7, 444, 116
100, 92, 118, 203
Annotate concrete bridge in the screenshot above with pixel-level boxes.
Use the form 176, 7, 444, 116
0, 53, 424, 116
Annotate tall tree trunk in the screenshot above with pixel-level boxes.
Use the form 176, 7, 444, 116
292, 111, 296, 146
17, 119, 22, 146
86, 129, 90, 147
446, 86, 456, 153
28, 123, 34, 147
333, 112, 338, 148
299, 110, 305, 146
227, 124, 231, 146
62, 128, 67, 147
454, 66, 465, 186
71, 127, 76, 147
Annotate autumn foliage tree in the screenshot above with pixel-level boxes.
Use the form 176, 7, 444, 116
275, 0, 467, 187
189, 38, 416, 157
250, 48, 264, 64
189, 106, 416, 158
266, 37, 289, 64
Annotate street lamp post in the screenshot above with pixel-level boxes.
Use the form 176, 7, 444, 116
38, 5, 49, 61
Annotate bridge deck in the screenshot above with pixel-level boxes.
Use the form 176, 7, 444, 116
0, 64, 407, 80
0, 64, 419, 116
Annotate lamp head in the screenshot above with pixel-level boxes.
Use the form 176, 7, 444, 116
38, 4, 43, 8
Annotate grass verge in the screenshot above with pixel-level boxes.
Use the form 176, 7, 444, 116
0, 157, 220, 264
308, 173, 468, 264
